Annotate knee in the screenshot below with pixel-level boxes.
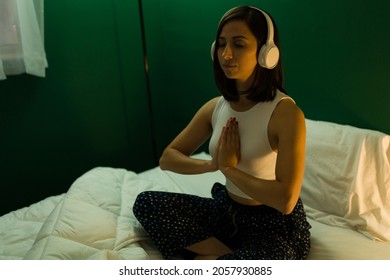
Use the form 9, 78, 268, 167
133, 191, 154, 218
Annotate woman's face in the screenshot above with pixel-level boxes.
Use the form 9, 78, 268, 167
217, 20, 258, 84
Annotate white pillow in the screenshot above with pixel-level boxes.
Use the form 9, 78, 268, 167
301, 119, 390, 241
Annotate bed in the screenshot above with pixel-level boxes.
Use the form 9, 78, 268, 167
1, 119, 389, 260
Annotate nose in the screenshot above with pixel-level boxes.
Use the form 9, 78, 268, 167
222, 44, 233, 60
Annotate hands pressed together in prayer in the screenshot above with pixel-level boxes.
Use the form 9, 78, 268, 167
212, 117, 241, 173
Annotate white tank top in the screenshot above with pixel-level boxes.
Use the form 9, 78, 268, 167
209, 90, 294, 199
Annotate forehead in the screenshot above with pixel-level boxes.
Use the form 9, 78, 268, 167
219, 20, 255, 39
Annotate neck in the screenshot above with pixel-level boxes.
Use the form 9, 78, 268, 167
235, 68, 257, 93
236, 79, 253, 93
230, 95, 257, 112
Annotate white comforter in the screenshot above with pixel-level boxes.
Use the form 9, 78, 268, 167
20, 167, 166, 260
0, 153, 222, 260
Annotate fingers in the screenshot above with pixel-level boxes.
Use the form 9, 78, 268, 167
224, 117, 239, 144
219, 117, 240, 157
218, 117, 240, 169
231, 118, 239, 144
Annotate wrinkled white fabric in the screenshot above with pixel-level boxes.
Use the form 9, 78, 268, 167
24, 168, 167, 259
301, 119, 390, 242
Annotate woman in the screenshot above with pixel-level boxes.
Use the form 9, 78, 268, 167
133, 5, 311, 260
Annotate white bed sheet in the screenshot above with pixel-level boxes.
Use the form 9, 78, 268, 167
1, 152, 389, 260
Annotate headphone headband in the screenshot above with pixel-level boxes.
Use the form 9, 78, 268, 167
249, 6, 274, 46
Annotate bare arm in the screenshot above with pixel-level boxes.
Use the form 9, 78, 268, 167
159, 97, 220, 174
218, 101, 306, 214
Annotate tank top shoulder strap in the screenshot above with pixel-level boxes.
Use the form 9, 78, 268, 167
211, 96, 226, 127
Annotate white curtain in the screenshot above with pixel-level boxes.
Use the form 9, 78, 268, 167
0, 0, 47, 80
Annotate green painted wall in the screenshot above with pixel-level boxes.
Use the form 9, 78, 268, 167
0, 0, 389, 215
274, 0, 390, 133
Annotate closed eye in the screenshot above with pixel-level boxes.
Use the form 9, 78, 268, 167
217, 42, 245, 49
218, 37, 248, 49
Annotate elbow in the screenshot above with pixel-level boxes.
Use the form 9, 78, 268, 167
280, 200, 296, 215
159, 160, 167, 170
159, 147, 177, 171
277, 180, 302, 215
279, 190, 299, 215
159, 150, 168, 170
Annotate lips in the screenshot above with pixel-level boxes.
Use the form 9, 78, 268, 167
222, 64, 237, 69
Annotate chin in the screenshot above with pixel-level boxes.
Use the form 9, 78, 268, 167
224, 72, 237, 79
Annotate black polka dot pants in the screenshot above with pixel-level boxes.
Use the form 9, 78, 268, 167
133, 183, 311, 259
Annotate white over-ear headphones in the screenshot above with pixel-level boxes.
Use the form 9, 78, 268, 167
211, 6, 279, 69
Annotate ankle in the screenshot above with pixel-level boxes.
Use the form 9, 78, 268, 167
194, 254, 219, 260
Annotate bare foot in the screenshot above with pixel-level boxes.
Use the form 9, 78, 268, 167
186, 237, 233, 259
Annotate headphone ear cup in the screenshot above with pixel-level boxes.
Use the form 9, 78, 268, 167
211, 41, 215, 61
258, 43, 279, 69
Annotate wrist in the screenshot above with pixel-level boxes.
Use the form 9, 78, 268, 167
207, 159, 219, 173
220, 165, 236, 176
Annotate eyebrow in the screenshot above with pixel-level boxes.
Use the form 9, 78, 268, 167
218, 35, 249, 41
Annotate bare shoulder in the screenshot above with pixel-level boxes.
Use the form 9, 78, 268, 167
269, 98, 306, 146
165, 96, 221, 155
183, 96, 221, 133
202, 96, 220, 112
274, 99, 305, 125
196, 96, 221, 121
